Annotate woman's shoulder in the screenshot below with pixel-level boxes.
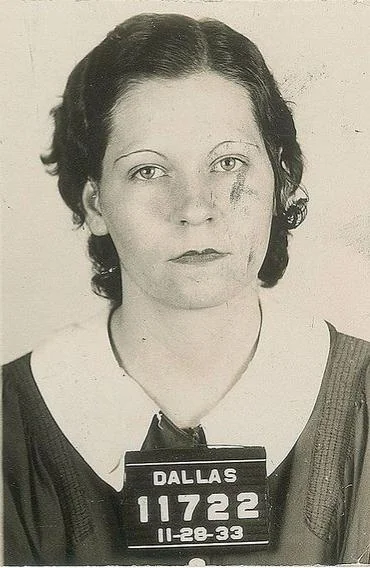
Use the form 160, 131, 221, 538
3, 353, 36, 420
320, 324, 370, 428
3, 352, 33, 387
328, 321, 370, 351
314, 323, 370, 480
2, 310, 112, 427
326, 322, 370, 385
3, 308, 111, 380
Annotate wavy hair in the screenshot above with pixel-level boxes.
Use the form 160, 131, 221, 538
42, 13, 306, 304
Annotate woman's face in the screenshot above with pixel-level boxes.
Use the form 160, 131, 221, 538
87, 72, 275, 309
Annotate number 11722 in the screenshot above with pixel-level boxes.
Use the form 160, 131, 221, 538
137, 492, 259, 523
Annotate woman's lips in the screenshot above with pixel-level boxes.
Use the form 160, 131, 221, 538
170, 248, 230, 264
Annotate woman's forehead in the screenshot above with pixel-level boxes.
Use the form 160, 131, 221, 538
106, 71, 263, 158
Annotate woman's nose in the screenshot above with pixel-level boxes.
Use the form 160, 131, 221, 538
172, 178, 217, 226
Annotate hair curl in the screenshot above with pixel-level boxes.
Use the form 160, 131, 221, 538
42, 13, 306, 304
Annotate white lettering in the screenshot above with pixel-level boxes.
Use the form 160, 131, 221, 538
178, 494, 200, 521
224, 467, 237, 483
158, 495, 169, 521
207, 493, 229, 520
208, 469, 222, 484
152, 466, 238, 486
180, 470, 194, 484
153, 471, 166, 485
195, 469, 209, 484
168, 470, 181, 485
237, 492, 259, 519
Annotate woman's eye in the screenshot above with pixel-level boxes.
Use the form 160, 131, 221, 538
212, 157, 245, 173
131, 166, 165, 180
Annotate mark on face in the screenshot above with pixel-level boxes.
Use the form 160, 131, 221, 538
230, 170, 250, 205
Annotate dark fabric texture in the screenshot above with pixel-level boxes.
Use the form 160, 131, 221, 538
305, 323, 370, 542
3, 325, 370, 565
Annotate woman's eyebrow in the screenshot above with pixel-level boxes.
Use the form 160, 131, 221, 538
114, 149, 167, 165
209, 140, 260, 156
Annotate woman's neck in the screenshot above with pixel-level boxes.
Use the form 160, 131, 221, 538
110, 281, 262, 427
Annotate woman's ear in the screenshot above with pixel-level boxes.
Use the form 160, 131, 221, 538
82, 180, 108, 236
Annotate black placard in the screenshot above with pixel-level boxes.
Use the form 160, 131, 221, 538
124, 446, 269, 551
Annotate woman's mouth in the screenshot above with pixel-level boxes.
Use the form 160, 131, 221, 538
169, 248, 230, 264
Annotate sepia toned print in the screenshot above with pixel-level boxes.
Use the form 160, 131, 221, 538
2, 2, 370, 566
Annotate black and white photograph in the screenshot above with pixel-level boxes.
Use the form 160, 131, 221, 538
2, 0, 370, 565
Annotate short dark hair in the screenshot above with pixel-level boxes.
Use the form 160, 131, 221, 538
42, 13, 305, 304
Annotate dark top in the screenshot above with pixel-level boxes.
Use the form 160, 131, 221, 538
3, 324, 370, 565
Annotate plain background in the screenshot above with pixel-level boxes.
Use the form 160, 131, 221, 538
1, 0, 370, 364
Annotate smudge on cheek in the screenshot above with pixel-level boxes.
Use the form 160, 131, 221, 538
230, 172, 245, 204
230, 171, 256, 206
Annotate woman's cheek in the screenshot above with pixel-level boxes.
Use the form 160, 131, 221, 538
228, 167, 271, 208
144, 187, 176, 220
229, 170, 250, 205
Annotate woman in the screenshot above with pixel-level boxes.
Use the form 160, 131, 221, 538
3, 12, 369, 566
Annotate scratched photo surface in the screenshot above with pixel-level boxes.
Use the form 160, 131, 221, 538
2, 0, 370, 566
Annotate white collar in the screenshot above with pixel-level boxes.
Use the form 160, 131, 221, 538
31, 289, 330, 492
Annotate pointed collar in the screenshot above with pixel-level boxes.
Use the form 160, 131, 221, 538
31, 290, 330, 491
